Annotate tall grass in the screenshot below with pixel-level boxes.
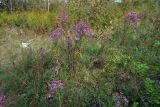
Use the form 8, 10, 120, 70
0, 12, 59, 33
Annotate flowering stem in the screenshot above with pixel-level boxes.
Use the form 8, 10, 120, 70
58, 92, 62, 107
121, 4, 127, 45
67, 45, 71, 72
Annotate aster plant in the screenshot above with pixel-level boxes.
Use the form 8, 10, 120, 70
50, 11, 92, 72
48, 80, 63, 99
58, 11, 69, 26
0, 95, 6, 107
47, 11, 93, 102
125, 11, 141, 31
50, 28, 65, 42
73, 20, 92, 41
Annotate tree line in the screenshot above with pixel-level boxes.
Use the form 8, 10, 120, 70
0, 0, 159, 13
0, 0, 66, 12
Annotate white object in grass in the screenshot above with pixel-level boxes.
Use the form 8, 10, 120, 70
20, 39, 34, 48
20, 42, 30, 48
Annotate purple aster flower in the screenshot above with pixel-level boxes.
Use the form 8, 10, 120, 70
39, 48, 46, 57
125, 11, 141, 23
73, 20, 87, 34
48, 80, 63, 98
73, 20, 92, 40
49, 80, 63, 90
123, 97, 129, 105
58, 11, 69, 24
125, 11, 141, 31
50, 28, 65, 42
83, 27, 90, 34
0, 95, 6, 107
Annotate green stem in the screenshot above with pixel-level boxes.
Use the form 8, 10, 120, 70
58, 92, 62, 107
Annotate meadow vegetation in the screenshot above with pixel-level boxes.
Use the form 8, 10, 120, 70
0, 0, 160, 107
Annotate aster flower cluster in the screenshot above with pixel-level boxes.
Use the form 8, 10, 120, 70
50, 28, 65, 42
51, 11, 92, 42
73, 20, 92, 41
123, 96, 129, 106
125, 11, 141, 31
58, 11, 69, 24
48, 80, 63, 98
0, 95, 6, 107
125, 12, 141, 23
112, 92, 129, 107
48, 13, 93, 95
